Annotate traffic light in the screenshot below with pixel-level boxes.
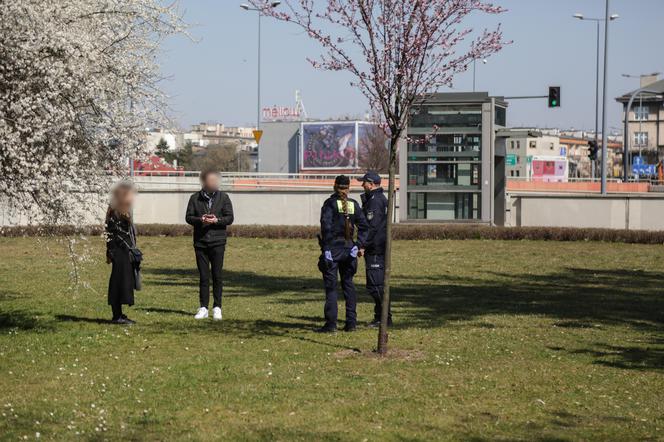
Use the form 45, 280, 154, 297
548, 86, 561, 108
588, 140, 598, 160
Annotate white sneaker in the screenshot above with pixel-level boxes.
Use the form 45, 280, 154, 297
212, 307, 222, 321
194, 307, 208, 319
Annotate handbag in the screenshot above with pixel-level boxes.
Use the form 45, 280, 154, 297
133, 267, 142, 291
117, 222, 143, 291
128, 225, 142, 291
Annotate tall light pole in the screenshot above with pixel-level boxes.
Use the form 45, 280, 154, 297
573, 12, 619, 182
241, 1, 281, 169
472, 58, 487, 92
598, 1, 618, 193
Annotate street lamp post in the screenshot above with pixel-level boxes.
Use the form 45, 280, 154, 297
573, 12, 619, 183
472, 58, 487, 93
241, 1, 281, 169
599, 1, 611, 194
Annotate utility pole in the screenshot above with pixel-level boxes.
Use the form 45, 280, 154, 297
573, 11, 619, 185
241, 2, 281, 171
472, 58, 487, 92
599, 0, 611, 194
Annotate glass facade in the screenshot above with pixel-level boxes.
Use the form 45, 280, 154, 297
407, 192, 480, 221
403, 95, 506, 223
406, 131, 482, 220
410, 106, 482, 128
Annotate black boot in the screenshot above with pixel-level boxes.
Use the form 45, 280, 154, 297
120, 314, 136, 325
111, 304, 124, 323
342, 322, 357, 332
315, 323, 337, 333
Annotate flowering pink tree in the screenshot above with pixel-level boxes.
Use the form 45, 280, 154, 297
253, 0, 507, 354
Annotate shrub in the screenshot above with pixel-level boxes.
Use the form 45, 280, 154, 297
2, 224, 664, 244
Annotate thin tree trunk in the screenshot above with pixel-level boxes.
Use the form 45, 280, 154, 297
377, 136, 399, 355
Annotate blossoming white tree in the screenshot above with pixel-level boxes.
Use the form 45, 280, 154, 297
0, 0, 185, 227
252, 0, 507, 354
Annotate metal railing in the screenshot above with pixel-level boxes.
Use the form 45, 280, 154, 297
132, 171, 394, 180
131, 172, 400, 192
506, 176, 649, 184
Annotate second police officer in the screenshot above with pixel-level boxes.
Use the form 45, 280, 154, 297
358, 171, 392, 327
317, 175, 368, 333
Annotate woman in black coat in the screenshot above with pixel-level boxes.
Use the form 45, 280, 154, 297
105, 181, 139, 324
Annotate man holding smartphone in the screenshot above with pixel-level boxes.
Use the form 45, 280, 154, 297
185, 169, 234, 320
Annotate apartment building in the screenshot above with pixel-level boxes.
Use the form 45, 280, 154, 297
616, 77, 664, 164
184, 123, 256, 148
504, 129, 561, 178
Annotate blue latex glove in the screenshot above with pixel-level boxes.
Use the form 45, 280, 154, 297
324, 250, 333, 261
350, 246, 359, 258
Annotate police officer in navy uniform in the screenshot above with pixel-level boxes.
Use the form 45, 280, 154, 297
358, 171, 392, 327
317, 175, 369, 333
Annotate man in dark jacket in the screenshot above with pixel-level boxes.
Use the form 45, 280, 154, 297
185, 169, 234, 321
358, 171, 392, 327
317, 175, 369, 333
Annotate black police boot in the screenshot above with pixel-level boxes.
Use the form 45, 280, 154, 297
342, 322, 357, 332
315, 323, 337, 333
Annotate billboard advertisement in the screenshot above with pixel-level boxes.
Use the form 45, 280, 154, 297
301, 122, 357, 169
528, 155, 568, 182
300, 121, 388, 171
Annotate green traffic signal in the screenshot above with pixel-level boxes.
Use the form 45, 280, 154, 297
548, 86, 561, 108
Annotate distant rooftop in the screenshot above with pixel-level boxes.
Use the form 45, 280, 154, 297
616, 79, 664, 103
417, 92, 508, 106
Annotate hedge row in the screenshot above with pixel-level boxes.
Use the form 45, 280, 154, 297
2, 224, 664, 244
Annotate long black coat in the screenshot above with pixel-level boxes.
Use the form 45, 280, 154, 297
106, 213, 136, 306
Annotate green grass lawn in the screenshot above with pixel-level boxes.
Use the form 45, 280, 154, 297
0, 237, 663, 441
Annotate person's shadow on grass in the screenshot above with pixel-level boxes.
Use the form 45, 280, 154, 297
136, 307, 191, 316
55, 314, 113, 324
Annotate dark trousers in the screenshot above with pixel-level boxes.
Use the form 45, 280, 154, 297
195, 245, 225, 309
111, 303, 123, 320
365, 254, 391, 322
319, 248, 358, 327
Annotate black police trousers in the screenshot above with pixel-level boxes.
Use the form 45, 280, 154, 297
319, 247, 358, 328
194, 244, 225, 309
365, 254, 392, 322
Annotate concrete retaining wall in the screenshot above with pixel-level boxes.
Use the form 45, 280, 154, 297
507, 192, 664, 230
0, 177, 395, 227
134, 189, 342, 226
3, 176, 663, 230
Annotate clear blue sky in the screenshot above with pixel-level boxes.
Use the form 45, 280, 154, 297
159, 0, 664, 132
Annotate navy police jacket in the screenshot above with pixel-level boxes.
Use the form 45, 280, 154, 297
320, 193, 369, 250
360, 187, 388, 255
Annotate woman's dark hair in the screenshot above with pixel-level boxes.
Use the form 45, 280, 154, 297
334, 178, 352, 241
200, 169, 219, 182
